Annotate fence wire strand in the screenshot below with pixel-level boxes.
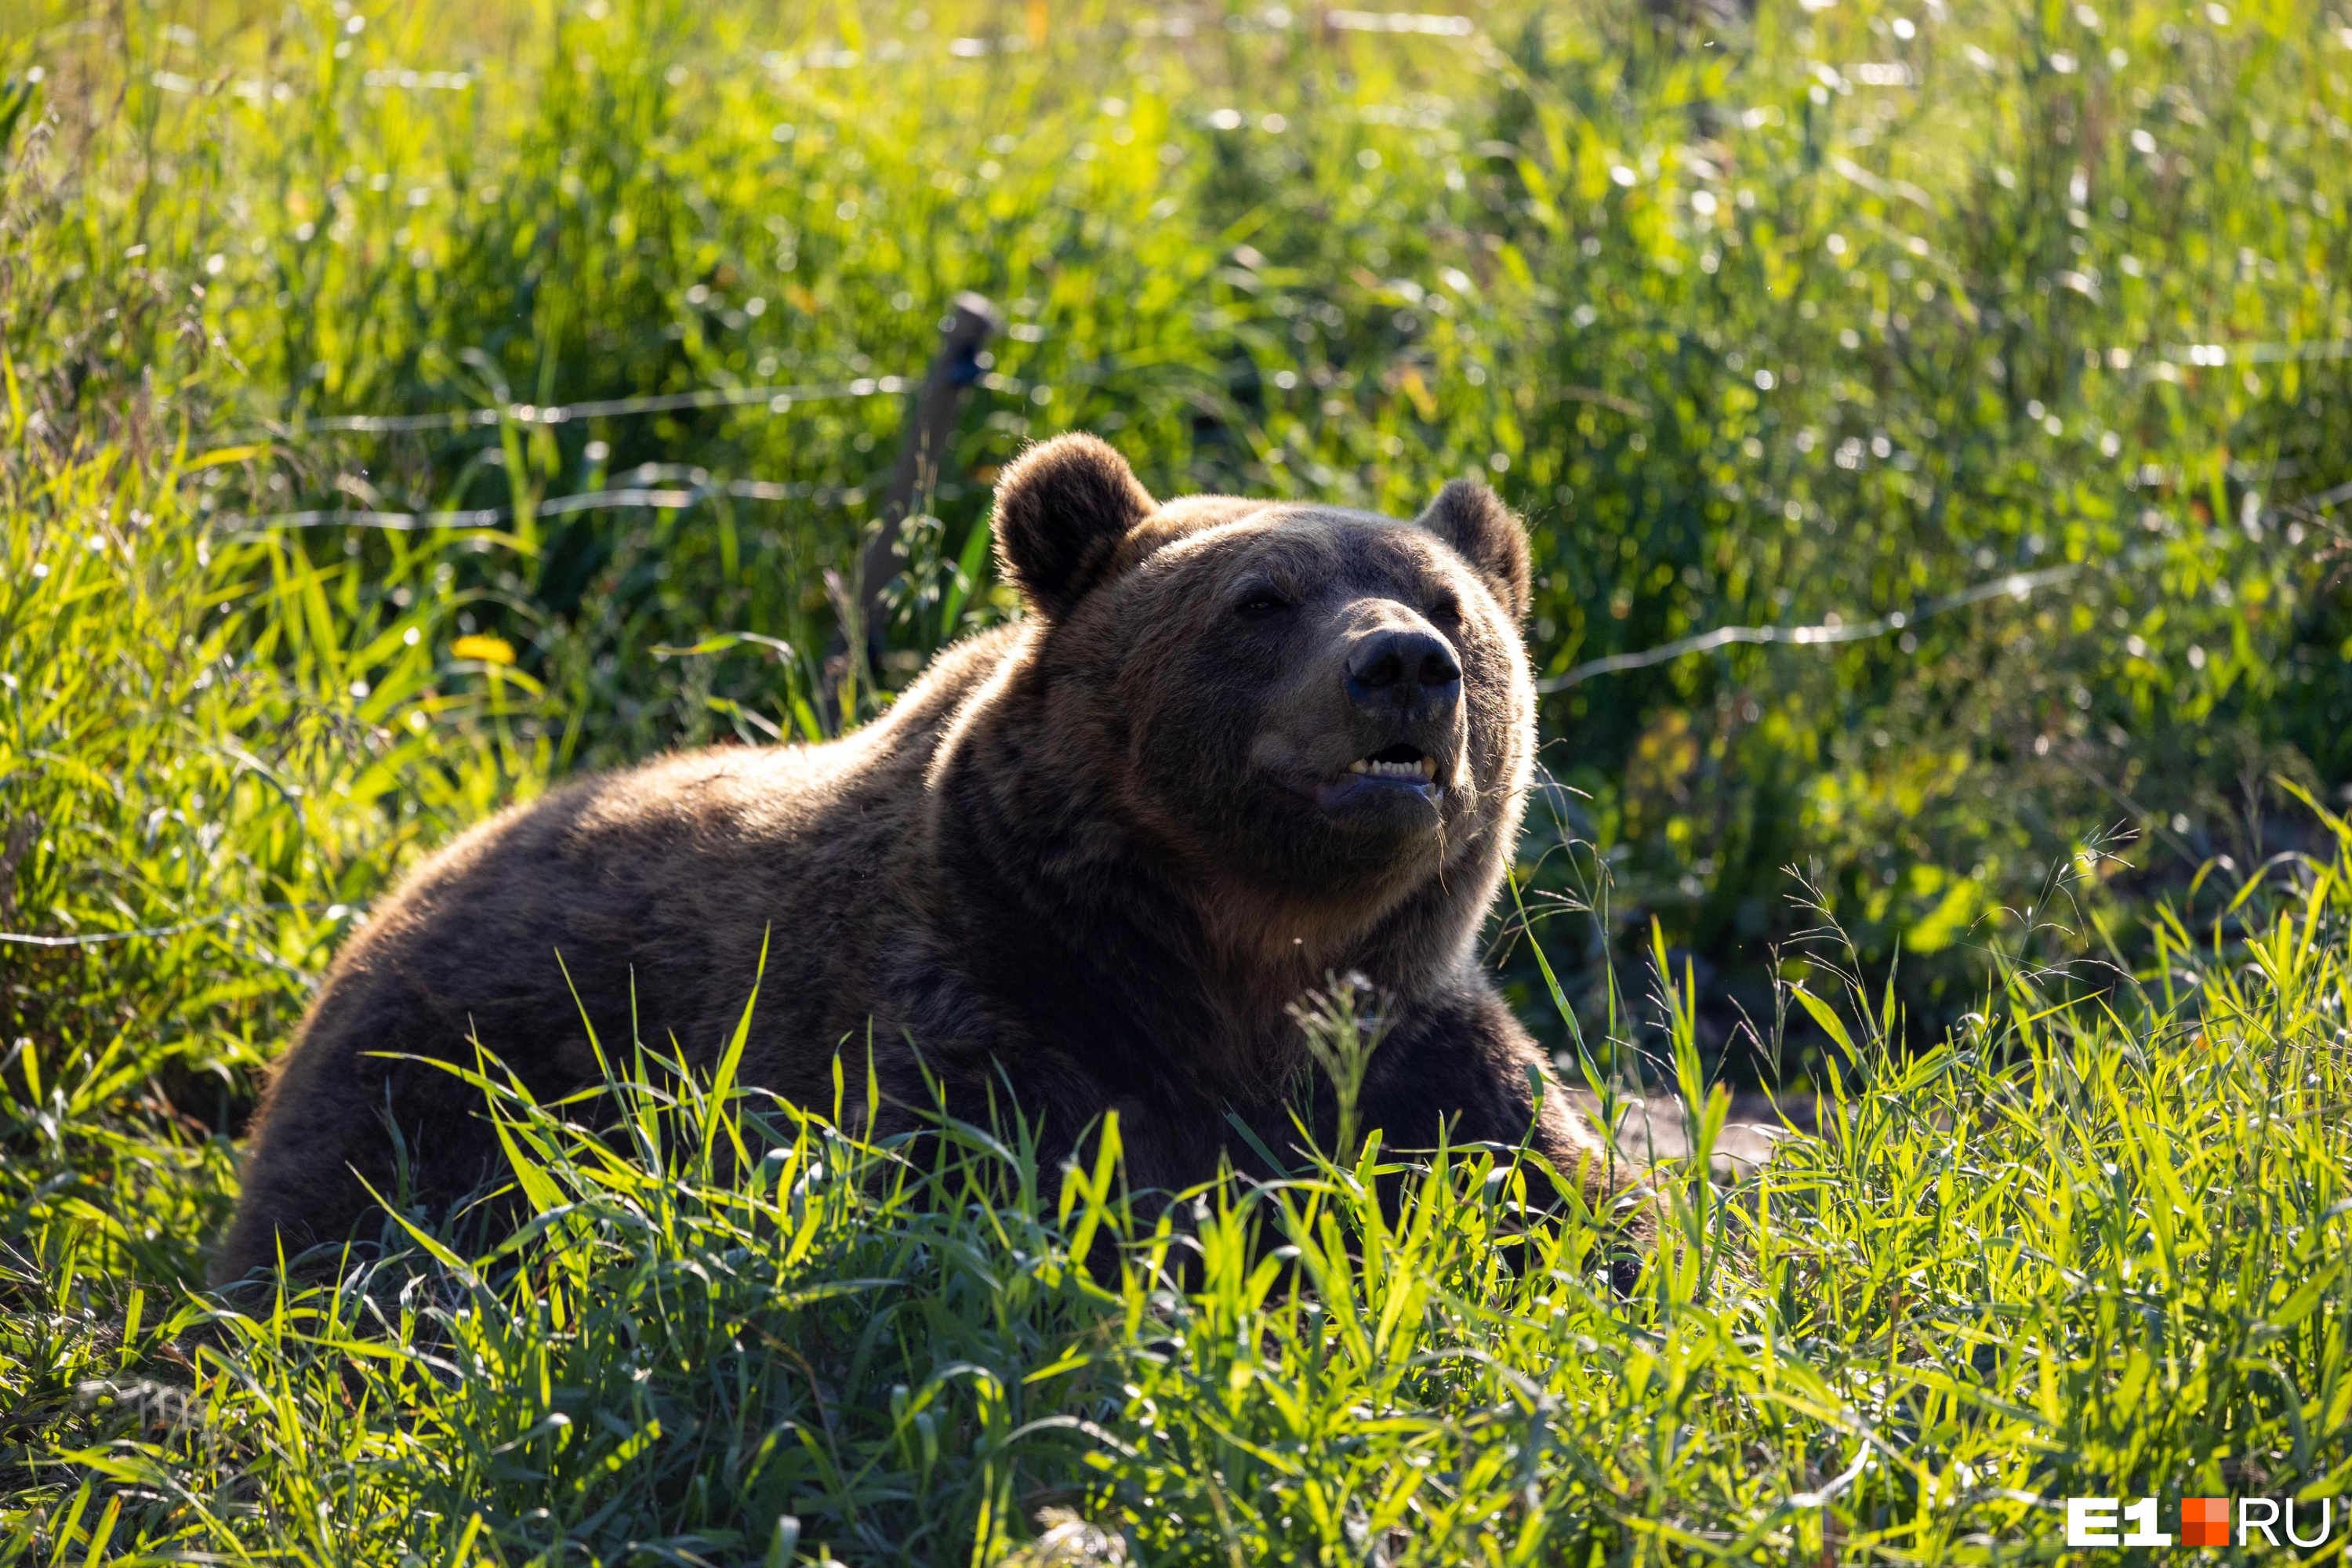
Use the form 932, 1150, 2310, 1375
232, 372, 928, 439
1536, 564, 2083, 691
220, 466, 877, 532
1537, 477, 2345, 694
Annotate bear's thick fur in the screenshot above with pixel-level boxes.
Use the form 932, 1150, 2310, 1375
215, 435, 1636, 1283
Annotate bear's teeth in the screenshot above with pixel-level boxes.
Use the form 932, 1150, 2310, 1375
1350, 756, 1439, 780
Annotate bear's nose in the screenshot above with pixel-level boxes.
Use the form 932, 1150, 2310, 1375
1345, 629, 1461, 716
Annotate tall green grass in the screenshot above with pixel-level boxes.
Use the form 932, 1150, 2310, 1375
3, 0, 2351, 1560
9, 821, 2351, 1561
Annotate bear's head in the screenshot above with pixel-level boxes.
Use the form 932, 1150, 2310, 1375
982, 434, 1535, 966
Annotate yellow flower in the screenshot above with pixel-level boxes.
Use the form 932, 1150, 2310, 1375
451, 633, 516, 666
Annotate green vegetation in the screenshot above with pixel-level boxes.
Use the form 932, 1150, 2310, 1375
13, 866, 2352, 1564
2, 0, 2349, 1559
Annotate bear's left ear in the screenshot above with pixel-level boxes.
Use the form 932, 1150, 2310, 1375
1416, 479, 1531, 621
992, 434, 1158, 621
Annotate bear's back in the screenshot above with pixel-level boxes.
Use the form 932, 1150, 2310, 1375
286, 626, 1017, 1100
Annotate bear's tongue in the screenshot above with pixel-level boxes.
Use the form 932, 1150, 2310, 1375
1348, 743, 1437, 781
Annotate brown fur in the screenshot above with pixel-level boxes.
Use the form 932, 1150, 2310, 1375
215, 436, 1639, 1284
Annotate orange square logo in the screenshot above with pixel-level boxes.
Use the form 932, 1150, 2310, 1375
2183, 1497, 2230, 1547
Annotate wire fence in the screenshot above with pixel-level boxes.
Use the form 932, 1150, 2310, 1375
0, 905, 335, 949
229, 370, 940, 441
212, 365, 1015, 528
191, 286, 2351, 708
1535, 563, 2085, 692
213, 350, 2348, 681
1538, 477, 2349, 692
222, 466, 879, 532
217, 316, 2343, 449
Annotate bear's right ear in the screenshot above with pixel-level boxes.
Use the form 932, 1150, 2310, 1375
991, 434, 1157, 621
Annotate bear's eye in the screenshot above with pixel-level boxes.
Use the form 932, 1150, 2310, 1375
1234, 591, 1290, 620
1428, 594, 1461, 622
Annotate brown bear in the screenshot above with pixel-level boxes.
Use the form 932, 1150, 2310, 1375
213, 434, 1639, 1285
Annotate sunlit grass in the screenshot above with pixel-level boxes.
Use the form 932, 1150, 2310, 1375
2, 0, 2350, 1559
9, 833, 2351, 1562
